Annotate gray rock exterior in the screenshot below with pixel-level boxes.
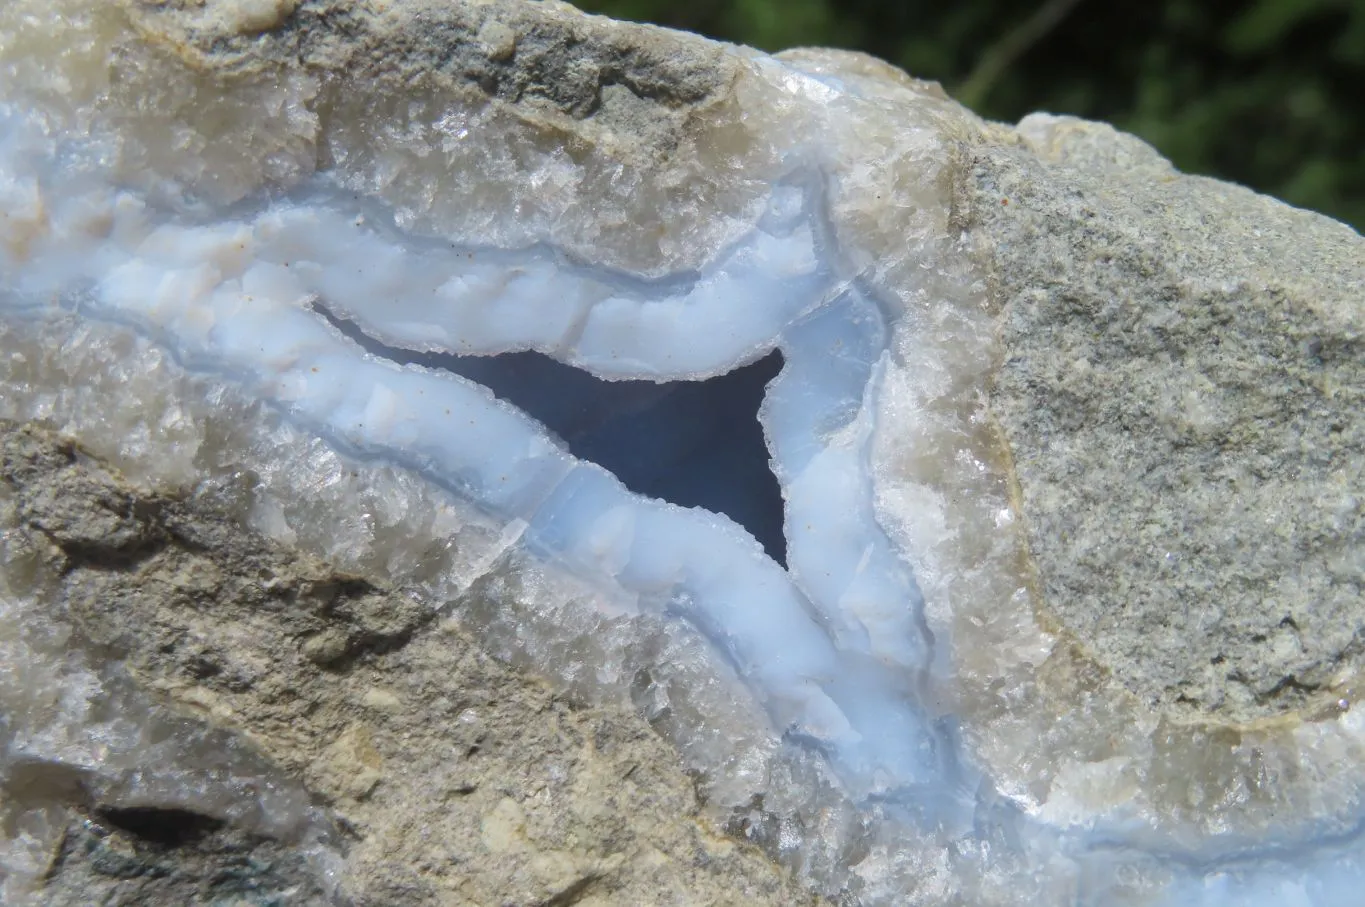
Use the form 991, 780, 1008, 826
972, 115, 1364, 725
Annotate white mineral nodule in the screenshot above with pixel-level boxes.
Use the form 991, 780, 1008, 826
1, 1, 1362, 905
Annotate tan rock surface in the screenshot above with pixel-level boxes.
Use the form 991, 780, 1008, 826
2, 423, 821, 906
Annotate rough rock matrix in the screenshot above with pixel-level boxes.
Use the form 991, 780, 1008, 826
982, 117, 1362, 723
0, 1, 1361, 905
2, 423, 819, 905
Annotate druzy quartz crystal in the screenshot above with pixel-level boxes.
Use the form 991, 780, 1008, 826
1, 2, 1362, 905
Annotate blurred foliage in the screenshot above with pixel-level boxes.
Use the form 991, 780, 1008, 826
574, 0, 1365, 230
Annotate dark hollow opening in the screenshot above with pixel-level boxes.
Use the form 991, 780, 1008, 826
96, 805, 226, 848
320, 308, 788, 565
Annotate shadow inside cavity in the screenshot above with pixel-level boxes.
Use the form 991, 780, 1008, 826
318, 307, 787, 565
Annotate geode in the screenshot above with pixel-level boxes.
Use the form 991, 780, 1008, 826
1, 1, 1361, 905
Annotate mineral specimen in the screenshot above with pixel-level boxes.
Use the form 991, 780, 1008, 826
0, 1, 1361, 905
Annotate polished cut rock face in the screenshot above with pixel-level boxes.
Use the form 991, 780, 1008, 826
0, 1, 1361, 905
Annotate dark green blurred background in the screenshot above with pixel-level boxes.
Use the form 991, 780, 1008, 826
572, 0, 1365, 230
